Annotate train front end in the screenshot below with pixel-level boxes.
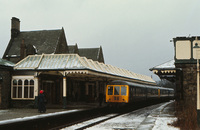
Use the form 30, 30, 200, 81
106, 85, 129, 104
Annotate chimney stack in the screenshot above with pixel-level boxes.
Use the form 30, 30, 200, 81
11, 17, 20, 38
20, 39, 26, 60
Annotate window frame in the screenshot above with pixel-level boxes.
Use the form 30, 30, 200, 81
11, 76, 35, 100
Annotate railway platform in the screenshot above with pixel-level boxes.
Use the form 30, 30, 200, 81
0, 101, 178, 130
136, 100, 178, 130
0, 102, 104, 121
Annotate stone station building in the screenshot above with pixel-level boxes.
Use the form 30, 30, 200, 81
151, 36, 200, 104
0, 17, 156, 108
12, 54, 155, 108
0, 58, 14, 108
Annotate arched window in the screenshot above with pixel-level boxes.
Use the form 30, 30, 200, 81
24, 80, 29, 98
30, 80, 34, 98
12, 80, 17, 98
12, 78, 35, 99
18, 80, 22, 98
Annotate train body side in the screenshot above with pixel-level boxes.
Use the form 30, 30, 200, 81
105, 80, 174, 105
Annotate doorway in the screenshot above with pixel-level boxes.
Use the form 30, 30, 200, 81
42, 80, 61, 105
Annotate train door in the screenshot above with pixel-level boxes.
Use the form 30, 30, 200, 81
158, 89, 160, 98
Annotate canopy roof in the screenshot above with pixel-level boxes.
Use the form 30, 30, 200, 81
14, 54, 155, 84
150, 60, 176, 74
0, 58, 15, 67
149, 60, 176, 82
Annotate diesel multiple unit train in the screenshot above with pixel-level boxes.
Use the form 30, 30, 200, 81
106, 80, 174, 105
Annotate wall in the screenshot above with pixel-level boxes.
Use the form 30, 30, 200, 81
176, 63, 197, 104
0, 69, 12, 108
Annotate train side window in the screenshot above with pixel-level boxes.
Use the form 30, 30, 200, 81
121, 86, 127, 95
114, 86, 120, 95
133, 88, 136, 96
108, 86, 113, 95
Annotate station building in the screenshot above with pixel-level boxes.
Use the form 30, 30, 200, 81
0, 17, 156, 108
12, 54, 155, 108
3, 17, 104, 64
0, 58, 14, 108
150, 36, 200, 104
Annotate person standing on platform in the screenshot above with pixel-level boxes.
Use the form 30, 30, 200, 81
38, 90, 46, 113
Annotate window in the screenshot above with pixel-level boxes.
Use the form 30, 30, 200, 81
12, 78, 35, 99
136, 88, 142, 96
121, 86, 127, 95
108, 86, 113, 95
24, 80, 28, 98
114, 86, 120, 95
13, 80, 17, 98
30, 80, 34, 98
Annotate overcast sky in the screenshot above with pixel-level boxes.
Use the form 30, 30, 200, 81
1, 0, 200, 81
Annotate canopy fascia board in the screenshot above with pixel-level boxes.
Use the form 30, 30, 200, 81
64, 69, 156, 85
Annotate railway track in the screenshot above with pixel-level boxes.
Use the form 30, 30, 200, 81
53, 100, 165, 130
0, 100, 168, 130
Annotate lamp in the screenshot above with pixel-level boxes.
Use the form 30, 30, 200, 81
193, 39, 200, 127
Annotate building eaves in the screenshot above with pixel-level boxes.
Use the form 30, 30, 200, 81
150, 60, 175, 71
0, 58, 15, 67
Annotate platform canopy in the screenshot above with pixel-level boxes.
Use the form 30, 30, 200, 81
14, 54, 156, 84
150, 60, 176, 82
0, 58, 15, 67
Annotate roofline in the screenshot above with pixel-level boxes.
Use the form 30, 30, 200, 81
0, 64, 13, 70
14, 67, 156, 85
149, 59, 175, 71
20, 28, 62, 33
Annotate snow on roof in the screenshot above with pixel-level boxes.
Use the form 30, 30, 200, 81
150, 60, 175, 70
14, 54, 155, 83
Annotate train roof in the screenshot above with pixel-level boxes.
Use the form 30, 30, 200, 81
108, 80, 174, 91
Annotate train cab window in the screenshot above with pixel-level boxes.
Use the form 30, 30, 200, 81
108, 86, 113, 95
121, 86, 127, 95
114, 86, 120, 95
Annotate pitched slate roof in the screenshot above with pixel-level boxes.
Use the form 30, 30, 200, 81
68, 44, 79, 54
14, 54, 156, 84
79, 48, 101, 61
5, 29, 63, 56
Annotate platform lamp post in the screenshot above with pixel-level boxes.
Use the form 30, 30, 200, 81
194, 41, 200, 126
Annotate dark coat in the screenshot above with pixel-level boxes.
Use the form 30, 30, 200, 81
38, 93, 46, 112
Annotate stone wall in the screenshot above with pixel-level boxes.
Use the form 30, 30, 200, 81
0, 69, 12, 108
176, 64, 197, 104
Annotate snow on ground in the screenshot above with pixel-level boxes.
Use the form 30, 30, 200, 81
152, 117, 179, 130
79, 101, 179, 130
0, 109, 80, 125
84, 104, 165, 130
62, 114, 117, 130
